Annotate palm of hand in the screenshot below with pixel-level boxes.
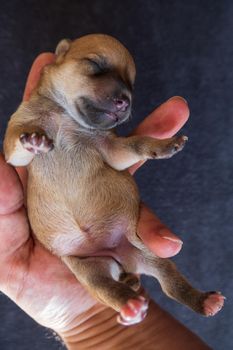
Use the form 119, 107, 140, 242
0, 53, 189, 333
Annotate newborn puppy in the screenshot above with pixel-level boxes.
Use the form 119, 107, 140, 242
4, 34, 224, 325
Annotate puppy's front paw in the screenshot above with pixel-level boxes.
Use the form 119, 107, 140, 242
152, 135, 188, 159
203, 291, 225, 316
20, 132, 54, 154
117, 296, 149, 326
171, 135, 188, 153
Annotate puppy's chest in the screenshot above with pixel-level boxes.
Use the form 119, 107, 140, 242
54, 127, 105, 172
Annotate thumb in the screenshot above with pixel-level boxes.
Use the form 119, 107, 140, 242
138, 204, 183, 258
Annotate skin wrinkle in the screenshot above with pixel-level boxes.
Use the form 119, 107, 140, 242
61, 305, 109, 338
86, 325, 126, 350
77, 325, 124, 350
13, 259, 29, 304
2, 244, 30, 302
70, 314, 119, 344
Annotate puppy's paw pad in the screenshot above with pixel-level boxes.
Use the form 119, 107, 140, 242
20, 133, 54, 154
203, 292, 225, 316
117, 296, 149, 326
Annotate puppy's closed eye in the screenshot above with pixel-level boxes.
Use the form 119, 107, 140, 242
84, 56, 110, 75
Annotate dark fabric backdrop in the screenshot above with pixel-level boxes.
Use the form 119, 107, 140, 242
0, 1, 232, 349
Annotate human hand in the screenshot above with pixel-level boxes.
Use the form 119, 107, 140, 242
0, 53, 189, 341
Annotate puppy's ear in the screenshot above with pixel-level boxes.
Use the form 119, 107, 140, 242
55, 39, 71, 56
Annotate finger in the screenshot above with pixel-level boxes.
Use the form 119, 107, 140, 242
16, 166, 28, 199
133, 96, 189, 139
0, 154, 24, 215
17, 53, 55, 189
138, 203, 183, 258
0, 154, 30, 258
129, 160, 146, 175
23, 52, 55, 102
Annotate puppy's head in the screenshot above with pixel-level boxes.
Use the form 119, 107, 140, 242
45, 34, 136, 130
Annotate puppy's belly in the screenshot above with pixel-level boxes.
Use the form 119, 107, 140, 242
51, 219, 129, 257
28, 151, 139, 257
32, 208, 134, 257
28, 186, 138, 258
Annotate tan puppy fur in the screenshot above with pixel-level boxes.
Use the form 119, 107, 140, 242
4, 34, 224, 325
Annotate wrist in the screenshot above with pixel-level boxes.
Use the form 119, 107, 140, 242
59, 304, 126, 350
58, 302, 211, 350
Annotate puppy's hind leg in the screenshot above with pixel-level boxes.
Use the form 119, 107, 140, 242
62, 256, 148, 325
132, 248, 225, 316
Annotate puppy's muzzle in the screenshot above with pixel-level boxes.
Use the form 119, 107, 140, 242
77, 95, 131, 129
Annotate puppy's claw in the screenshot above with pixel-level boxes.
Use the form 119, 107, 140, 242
117, 296, 149, 326
20, 132, 54, 154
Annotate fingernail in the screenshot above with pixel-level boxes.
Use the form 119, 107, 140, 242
168, 96, 188, 104
163, 236, 183, 245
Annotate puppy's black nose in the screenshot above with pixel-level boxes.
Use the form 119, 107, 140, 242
113, 96, 130, 112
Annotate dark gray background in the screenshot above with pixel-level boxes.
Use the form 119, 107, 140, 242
0, 0, 232, 349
